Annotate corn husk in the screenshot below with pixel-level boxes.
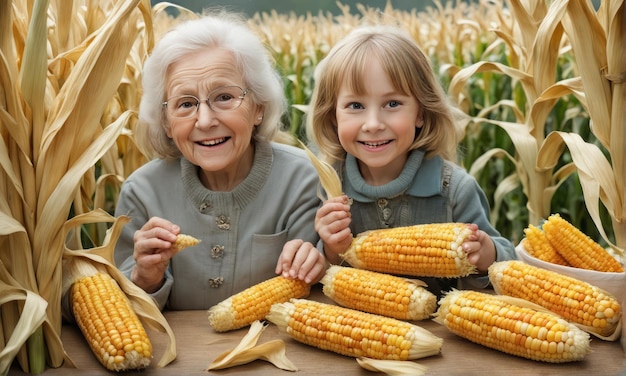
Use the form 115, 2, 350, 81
356, 357, 428, 376
298, 140, 342, 199
207, 320, 297, 371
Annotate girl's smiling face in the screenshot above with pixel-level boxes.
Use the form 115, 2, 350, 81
164, 47, 263, 190
335, 57, 423, 186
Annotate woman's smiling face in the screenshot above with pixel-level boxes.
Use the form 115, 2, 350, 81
164, 47, 262, 188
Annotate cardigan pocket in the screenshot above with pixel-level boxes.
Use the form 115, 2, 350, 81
250, 229, 288, 283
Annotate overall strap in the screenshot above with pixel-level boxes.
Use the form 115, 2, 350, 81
441, 160, 454, 221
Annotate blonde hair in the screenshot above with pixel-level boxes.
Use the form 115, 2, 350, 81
138, 10, 286, 158
306, 24, 458, 166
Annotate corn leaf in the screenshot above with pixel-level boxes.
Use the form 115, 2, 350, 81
530, 0, 566, 95
537, 131, 622, 255
0, 46, 31, 173
0, 285, 47, 376
34, 113, 129, 335
560, 0, 611, 148
449, 61, 536, 102
37, 0, 142, 206
20, 0, 49, 163
602, 0, 625, 233
0, 260, 67, 376
530, 77, 585, 139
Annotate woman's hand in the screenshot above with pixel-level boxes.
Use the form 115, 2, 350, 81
462, 223, 497, 272
315, 195, 352, 264
130, 217, 180, 293
276, 239, 328, 284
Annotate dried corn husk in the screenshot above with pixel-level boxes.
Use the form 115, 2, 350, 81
207, 320, 297, 371
0, 261, 68, 375
356, 357, 428, 376
299, 141, 342, 199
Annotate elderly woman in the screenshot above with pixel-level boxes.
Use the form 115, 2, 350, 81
114, 11, 326, 310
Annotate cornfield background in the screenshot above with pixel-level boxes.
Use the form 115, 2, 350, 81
1, 0, 623, 373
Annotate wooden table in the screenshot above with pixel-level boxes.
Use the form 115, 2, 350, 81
9, 285, 626, 375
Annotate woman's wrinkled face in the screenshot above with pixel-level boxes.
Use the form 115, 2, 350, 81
164, 48, 262, 178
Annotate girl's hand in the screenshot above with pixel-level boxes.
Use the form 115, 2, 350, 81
315, 195, 352, 264
131, 217, 180, 293
276, 239, 328, 284
462, 223, 497, 272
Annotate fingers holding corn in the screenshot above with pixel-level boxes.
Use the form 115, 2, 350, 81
131, 217, 199, 293
461, 223, 497, 272
315, 195, 353, 265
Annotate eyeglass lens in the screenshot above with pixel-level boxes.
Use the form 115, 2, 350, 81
164, 86, 246, 118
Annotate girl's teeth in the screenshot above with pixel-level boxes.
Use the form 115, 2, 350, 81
364, 140, 389, 147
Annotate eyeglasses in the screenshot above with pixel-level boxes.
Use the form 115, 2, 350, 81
162, 85, 249, 119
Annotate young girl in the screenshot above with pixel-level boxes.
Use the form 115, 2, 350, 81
308, 25, 516, 296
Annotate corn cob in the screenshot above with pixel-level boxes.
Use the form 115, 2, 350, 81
488, 260, 621, 337
435, 290, 590, 363
266, 299, 443, 360
523, 224, 569, 266
542, 214, 623, 272
341, 223, 476, 278
71, 272, 152, 371
172, 233, 201, 253
208, 276, 310, 332
320, 265, 436, 320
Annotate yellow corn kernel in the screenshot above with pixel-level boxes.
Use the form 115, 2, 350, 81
435, 290, 590, 363
71, 273, 152, 371
341, 223, 476, 278
172, 233, 201, 253
208, 276, 310, 332
488, 260, 621, 337
267, 299, 443, 360
321, 265, 436, 320
523, 225, 569, 266
542, 214, 623, 273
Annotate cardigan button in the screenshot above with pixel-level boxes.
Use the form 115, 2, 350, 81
208, 277, 224, 288
377, 198, 388, 208
210, 245, 224, 258
216, 215, 230, 230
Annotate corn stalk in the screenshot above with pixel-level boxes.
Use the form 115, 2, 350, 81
536, 0, 624, 255
448, 0, 555, 227
446, 0, 622, 254
0, 0, 162, 373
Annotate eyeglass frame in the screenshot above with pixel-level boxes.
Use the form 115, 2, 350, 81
161, 85, 250, 119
